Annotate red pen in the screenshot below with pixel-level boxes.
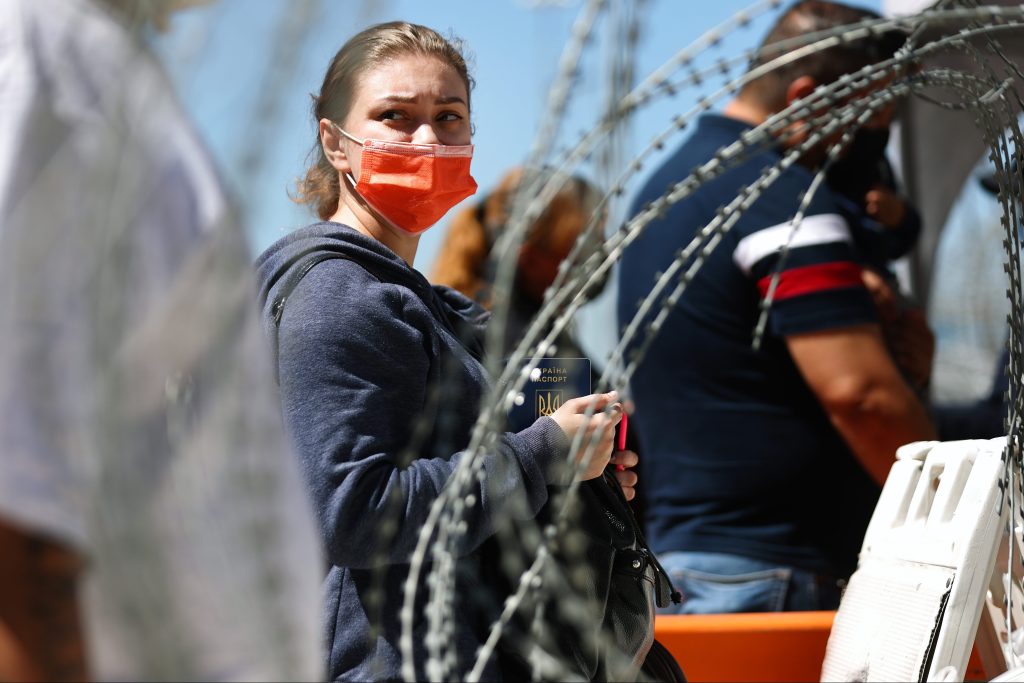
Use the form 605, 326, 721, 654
615, 411, 628, 471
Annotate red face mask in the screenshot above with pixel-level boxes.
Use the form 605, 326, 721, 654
337, 126, 478, 235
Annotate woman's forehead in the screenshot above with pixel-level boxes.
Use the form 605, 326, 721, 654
354, 54, 468, 105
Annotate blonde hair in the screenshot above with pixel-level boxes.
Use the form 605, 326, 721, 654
293, 21, 474, 220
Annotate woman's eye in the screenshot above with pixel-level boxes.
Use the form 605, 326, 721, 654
437, 111, 463, 122
378, 110, 405, 121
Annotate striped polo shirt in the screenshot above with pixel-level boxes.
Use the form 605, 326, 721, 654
617, 113, 881, 577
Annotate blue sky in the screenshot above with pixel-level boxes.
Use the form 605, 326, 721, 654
156, 0, 883, 269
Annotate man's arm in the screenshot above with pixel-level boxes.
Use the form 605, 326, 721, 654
787, 322, 936, 486
0, 519, 88, 682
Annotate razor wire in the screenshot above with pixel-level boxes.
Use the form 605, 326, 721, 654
100, 1, 1024, 678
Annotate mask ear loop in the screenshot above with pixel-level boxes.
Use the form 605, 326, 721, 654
330, 121, 364, 146
329, 122, 363, 189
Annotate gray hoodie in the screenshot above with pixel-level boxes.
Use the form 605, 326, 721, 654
255, 222, 568, 681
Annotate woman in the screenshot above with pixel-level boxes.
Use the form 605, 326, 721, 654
255, 22, 637, 681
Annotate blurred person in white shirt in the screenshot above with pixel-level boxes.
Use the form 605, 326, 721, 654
0, 0, 322, 679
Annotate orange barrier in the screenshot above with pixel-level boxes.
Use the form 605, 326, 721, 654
655, 611, 835, 682
655, 612, 989, 682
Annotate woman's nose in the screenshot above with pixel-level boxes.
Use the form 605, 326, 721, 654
411, 122, 441, 145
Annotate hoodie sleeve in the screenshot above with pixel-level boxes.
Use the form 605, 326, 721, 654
276, 260, 568, 569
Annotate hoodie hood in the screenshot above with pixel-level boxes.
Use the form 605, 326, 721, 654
255, 222, 488, 362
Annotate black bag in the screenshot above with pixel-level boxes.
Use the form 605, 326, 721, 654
641, 638, 688, 682
518, 471, 681, 681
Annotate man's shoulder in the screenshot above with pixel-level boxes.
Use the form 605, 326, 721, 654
630, 115, 746, 205
632, 114, 812, 219
729, 158, 844, 241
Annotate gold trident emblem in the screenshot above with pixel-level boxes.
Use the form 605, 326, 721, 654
536, 390, 563, 417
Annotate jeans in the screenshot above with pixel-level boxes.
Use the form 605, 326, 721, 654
656, 551, 843, 614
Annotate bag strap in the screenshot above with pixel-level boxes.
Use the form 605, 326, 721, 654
603, 471, 683, 607
269, 251, 481, 381
269, 253, 363, 382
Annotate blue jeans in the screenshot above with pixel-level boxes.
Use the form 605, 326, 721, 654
656, 551, 843, 614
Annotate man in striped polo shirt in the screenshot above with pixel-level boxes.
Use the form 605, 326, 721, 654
617, 0, 935, 614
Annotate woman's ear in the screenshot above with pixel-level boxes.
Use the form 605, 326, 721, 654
319, 119, 351, 174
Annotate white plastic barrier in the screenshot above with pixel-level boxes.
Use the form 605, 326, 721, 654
821, 438, 1008, 682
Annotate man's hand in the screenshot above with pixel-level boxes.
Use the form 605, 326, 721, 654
861, 269, 934, 394
888, 307, 935, 394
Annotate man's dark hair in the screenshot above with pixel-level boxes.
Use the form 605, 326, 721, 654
741, 0, 907, 110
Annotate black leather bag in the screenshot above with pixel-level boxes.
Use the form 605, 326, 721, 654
641, 639, 688, 682
507, 471, 682, 682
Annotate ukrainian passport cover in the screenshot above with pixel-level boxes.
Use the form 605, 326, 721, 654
506, 357, 591, 433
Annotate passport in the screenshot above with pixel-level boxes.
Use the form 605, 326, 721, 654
506, 357, 592, 433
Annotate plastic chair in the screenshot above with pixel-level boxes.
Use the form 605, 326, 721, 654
821, 438, 1009, 682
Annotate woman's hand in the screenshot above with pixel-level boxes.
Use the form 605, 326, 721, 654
548, 391, 622, 480
610, 449, 639, 500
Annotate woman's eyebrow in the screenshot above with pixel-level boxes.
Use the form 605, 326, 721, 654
374, 94, 467, 106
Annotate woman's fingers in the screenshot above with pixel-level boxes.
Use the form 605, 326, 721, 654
613, 468, 638, 488
553, 393, 630, 481
565, 391, 620, 415
567, 407, 621, 447
610, 449, 638, 469
615, 465, 637, 500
